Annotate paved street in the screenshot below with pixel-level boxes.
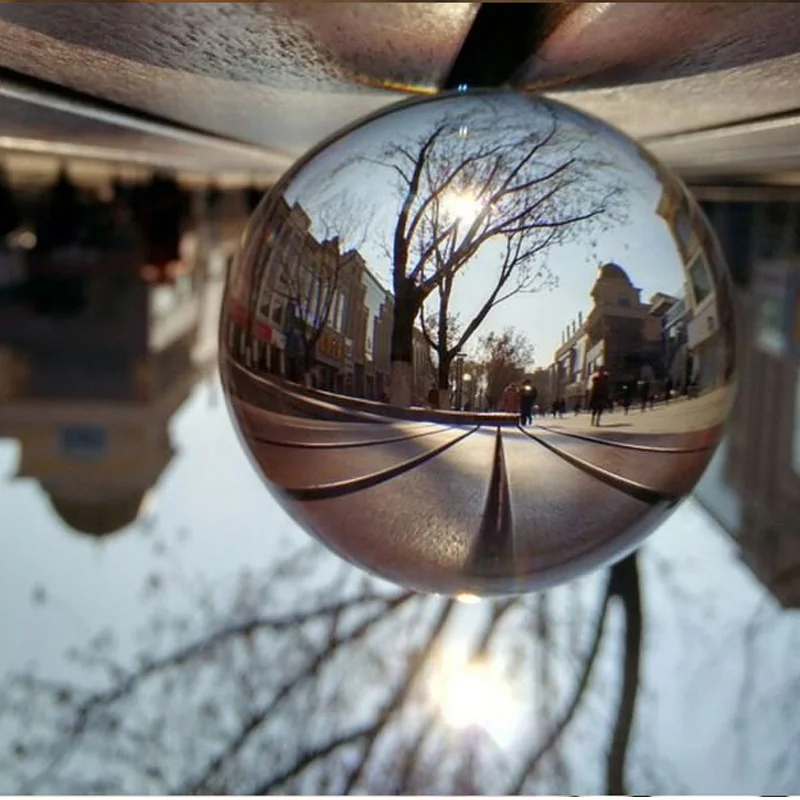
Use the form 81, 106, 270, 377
227, 365, 721, 594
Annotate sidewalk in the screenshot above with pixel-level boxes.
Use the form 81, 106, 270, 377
539, 386, 733, 438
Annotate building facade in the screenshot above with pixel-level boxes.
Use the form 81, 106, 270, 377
229, 197, 438, 402
549, 264, 665, 407
690, 186, 800, 608
0, 176, 221, 538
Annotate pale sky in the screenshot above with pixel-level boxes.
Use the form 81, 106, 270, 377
282, 91, 686, 367
0, 376, 797, 794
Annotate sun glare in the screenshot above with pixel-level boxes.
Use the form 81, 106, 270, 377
441, 190, 483, 225
429, 650, 520, 746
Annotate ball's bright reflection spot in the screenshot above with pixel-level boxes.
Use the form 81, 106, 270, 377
429, 651, 519, 745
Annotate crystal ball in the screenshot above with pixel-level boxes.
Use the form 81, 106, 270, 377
219, 89, 735, 596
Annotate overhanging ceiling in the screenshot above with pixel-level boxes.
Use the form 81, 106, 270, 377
1, 2, 799, 181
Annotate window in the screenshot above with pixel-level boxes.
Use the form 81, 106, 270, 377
60, 426, 107, 460
689, 256, 713, 305
618, 295, 631, 307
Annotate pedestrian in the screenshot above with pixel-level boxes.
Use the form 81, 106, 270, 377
518, 382, 537, 426
588, 365, 610, 427
622, 383, 633, 415
640, 380, 650, 412
664, 377, 673, 404
500, 383, 520, 415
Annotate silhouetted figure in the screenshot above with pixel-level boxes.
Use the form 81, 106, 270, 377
36, 170, 84, 250
621, 384, 633, 415
518, 382, 537, 426
640, 380, 650, 412
500, 383, 520, 415
130, 173, 191, 270
427, 386, 439, 409
588, 366, 610, 427
664, 377, 673, 404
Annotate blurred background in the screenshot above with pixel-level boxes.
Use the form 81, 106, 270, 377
1, 3, 799, 795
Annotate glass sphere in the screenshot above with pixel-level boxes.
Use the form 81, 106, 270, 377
219, 89, 735, 596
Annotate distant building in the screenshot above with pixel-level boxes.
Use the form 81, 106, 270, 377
0, 178, 218, 538
551, 264, 664, 406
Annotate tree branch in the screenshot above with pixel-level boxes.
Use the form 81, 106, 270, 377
180, 592, 417, 793
339, 597, 457, 793
507, 574, 614, 794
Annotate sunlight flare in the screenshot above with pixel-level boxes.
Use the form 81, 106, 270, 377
441, 189, 483, 225
429, 650, 520, 746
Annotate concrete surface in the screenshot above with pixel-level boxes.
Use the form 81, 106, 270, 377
225, 365, 719, 595
2, 3, 800, 179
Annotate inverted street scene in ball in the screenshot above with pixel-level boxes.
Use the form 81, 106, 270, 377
219, 90, 736, 596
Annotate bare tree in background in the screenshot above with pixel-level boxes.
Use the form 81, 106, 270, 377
479, 326, 536, 409
342, 98, 626, 406
0, 527, 647, 796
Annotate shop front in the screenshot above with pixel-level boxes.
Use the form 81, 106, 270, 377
316, 330, 344, 392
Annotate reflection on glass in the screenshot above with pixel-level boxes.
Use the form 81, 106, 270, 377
0, 161, 254, 537
220, 90, 736, 595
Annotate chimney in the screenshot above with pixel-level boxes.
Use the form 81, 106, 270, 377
578, 311, 583, 325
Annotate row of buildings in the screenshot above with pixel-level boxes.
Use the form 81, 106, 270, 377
225, 195, 434, 403
541, 167, 734, 409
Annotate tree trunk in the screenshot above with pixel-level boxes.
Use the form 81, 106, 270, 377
389, 280, 422, 407
606, 554, 642, 796
437, 355, 451, 410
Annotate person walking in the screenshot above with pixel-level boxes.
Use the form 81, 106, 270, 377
621, 383, 633, 415
588, 365, 611, 427
518, 382, 537, 426
640, 379, 650, 412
